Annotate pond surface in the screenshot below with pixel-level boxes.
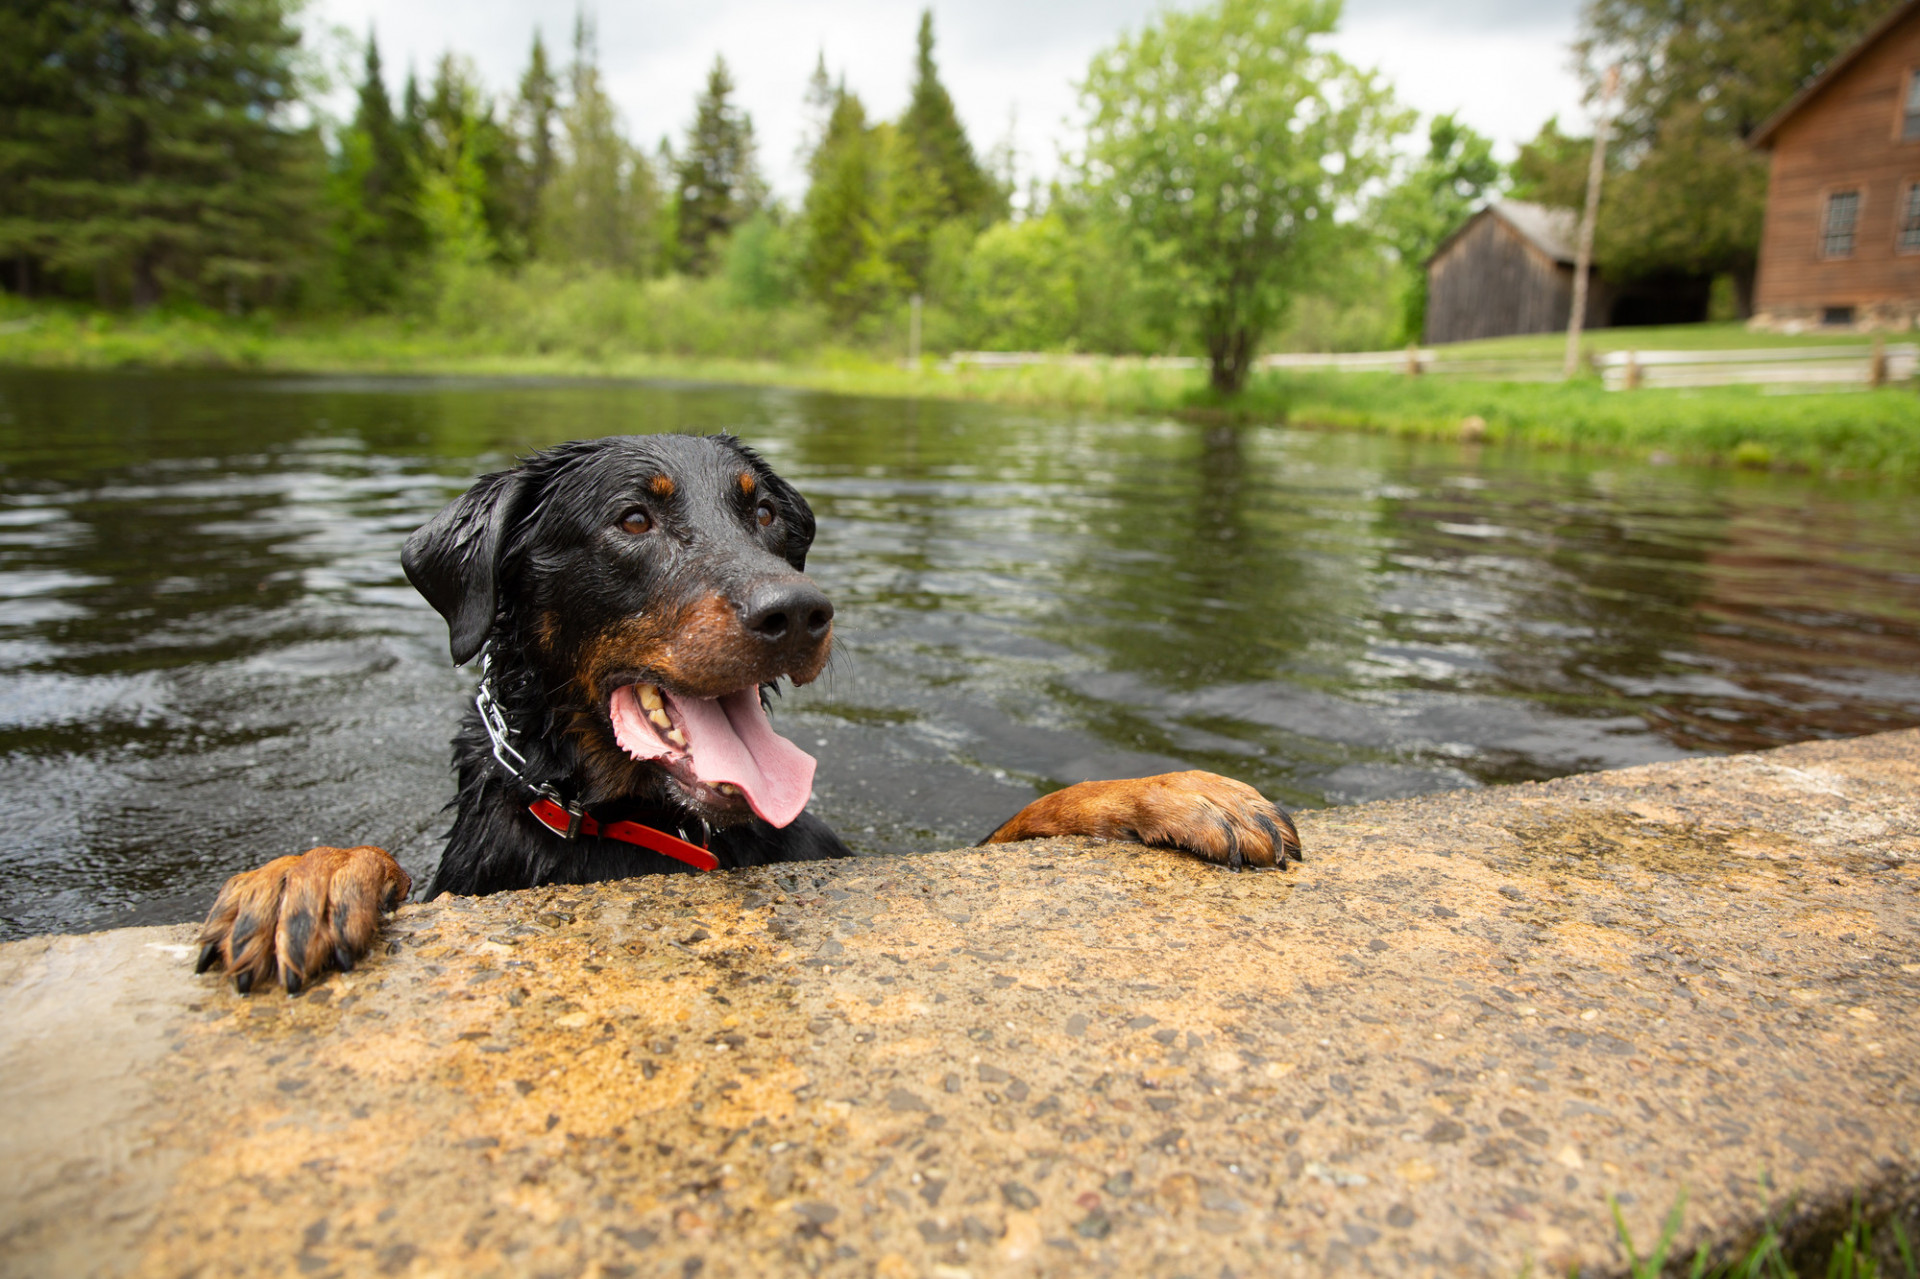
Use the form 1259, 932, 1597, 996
3, 368, 1919, 939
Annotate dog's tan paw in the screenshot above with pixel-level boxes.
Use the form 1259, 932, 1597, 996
985, 770, 1301, 869
195, 846, 411, 994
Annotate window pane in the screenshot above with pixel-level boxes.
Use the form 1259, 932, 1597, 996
1908, 72, 1920, 141
1823, 190, 1859, 257
1903, 184, 1920, 253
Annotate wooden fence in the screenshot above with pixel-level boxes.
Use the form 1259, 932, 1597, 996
949, 340, 1918, 389
1594, 344, 1916, 390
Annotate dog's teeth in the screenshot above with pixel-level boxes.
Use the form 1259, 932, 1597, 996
717, 783, 739, 796
648, 709, 672, 729
667, 728, 687, 747
638, 684, 662, 710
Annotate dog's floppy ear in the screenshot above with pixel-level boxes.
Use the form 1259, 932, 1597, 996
402, 467, 530, 666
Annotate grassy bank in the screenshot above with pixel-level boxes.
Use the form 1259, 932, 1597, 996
2, 299, 1916, 479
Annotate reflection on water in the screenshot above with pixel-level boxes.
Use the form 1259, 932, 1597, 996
2, 369, 1917, 938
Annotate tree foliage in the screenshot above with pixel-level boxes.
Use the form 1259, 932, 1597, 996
898, 11, 999, 224
673, 57, 763, 275
541, 18, 659, 277
3, 0, 1512, 368
1516, 0, 1900, 298
506, 32, 560, 259
329, 34, 428, 310
0, 0, 325, 307
886, 10, 1003, 291
1080, 0, 1406, 391
799, 85, 897, 319
1374, 114, 1502, 340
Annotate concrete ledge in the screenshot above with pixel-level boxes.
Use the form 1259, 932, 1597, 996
3, 731, 1918, 1277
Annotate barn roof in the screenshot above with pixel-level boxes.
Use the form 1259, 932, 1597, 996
1425, 199, 1581, 269
1749, 0, 1920, 148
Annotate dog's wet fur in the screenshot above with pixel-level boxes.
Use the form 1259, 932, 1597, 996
196, 434, 1300, 994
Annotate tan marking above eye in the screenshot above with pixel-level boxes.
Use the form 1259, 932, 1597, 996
649, 475, 676, 497
737, 472, 756, 495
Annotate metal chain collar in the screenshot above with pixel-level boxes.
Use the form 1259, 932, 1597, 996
472, 648, 712, 849
475, 649, 576, 819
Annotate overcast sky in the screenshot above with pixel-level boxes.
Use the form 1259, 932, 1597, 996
307, 0, 1591, 199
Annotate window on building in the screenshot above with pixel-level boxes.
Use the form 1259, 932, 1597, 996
1902, 182, 1920, 253
1822, 190, 1860, 257
1822, 306, 1856, 327
1906, 70, 1920, 141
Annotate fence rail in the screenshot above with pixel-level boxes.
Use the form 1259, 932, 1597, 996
1595, 344, 1916, 390
947, 341, 1917, 389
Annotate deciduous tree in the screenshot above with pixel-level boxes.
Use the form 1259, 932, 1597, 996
1515, 0, 1900, 305
1374, 114, 1502, 341
1080, 0, 1405, 392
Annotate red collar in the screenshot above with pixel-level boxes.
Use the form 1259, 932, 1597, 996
528, 798, 719, 871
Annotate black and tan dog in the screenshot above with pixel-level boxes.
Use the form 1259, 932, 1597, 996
195, 434, 1300, 993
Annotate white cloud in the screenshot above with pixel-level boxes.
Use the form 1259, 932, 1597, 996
308, 0, 1593, 198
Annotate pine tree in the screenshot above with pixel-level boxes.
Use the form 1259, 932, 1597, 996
417, 54, 509, 270
673, 57, 764, 275
329, 33, 428, 310
796, 51, 836, 170
886, 11, 1003, 292
897, 11, 998, 223
507, 31, 560, 257
541, 15, 658, 276
0, 0, 326, 307
800, 82, 899, 319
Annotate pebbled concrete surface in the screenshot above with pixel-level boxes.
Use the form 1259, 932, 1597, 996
2, 731, 1917, 1278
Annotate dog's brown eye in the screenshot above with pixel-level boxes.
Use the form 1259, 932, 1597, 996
619, 509, 652, 535
755, 502, 775, 528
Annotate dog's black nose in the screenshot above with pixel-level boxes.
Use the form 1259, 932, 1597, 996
742, 580, 834, 644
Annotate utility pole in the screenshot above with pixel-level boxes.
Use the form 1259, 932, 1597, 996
1566, 65, 1619, 381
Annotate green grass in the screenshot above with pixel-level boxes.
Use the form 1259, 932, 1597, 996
3, 297, 1917, 480
1600, 1191, 1918, 1279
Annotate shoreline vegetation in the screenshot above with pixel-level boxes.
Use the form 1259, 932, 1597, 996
4, 300, 1917, 480
10, 0, 1916, 482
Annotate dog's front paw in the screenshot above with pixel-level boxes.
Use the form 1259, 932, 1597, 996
985, 770, 1301, 869
195, 846, 411, 994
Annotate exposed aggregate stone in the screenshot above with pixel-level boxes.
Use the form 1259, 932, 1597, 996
1, 729, 1917, 1276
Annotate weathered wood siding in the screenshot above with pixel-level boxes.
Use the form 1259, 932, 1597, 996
1424, 215, 1603, 344
1754, 6, 1920, 314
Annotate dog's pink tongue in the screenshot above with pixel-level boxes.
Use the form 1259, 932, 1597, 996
664, 688, 816, 828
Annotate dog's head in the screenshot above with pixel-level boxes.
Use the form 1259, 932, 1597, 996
402, 433, 831, 826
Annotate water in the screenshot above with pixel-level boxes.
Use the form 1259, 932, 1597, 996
3, 368, 1918, 939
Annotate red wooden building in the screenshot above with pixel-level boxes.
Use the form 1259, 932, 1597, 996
1750, 0, 1920, 330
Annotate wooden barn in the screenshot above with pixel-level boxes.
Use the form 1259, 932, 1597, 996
1422, 200, 1608, 345
1749, 0, 1920, 330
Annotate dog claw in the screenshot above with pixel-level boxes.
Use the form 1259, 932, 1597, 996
196, 845, 410, 997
